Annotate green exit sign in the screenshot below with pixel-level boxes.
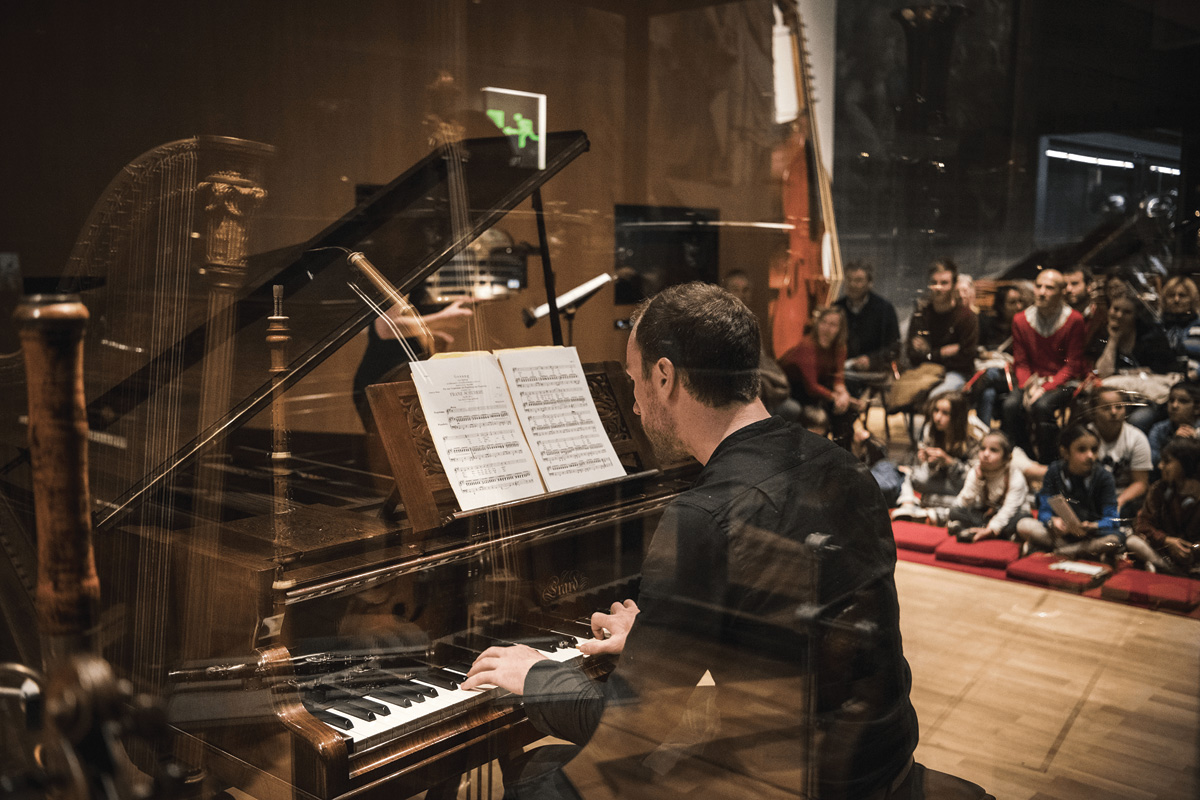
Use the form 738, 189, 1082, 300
483, 87, 546, 170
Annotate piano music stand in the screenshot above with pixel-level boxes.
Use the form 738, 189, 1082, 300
365, 360, 658, 538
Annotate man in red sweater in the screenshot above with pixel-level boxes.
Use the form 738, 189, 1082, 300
1001, 269, 1088, 462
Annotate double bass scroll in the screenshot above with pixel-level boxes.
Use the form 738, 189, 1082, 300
771, 0, 844, 359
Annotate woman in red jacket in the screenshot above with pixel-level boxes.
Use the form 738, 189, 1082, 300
779, 307, 862, 449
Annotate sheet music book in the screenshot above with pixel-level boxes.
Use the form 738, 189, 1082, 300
1047, 495, 1084, 538
410, 347, 626, 510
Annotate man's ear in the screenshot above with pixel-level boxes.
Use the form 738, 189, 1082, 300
654, 357, 678, 397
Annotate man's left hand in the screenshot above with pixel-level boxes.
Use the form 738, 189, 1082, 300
460, 645, 548, 694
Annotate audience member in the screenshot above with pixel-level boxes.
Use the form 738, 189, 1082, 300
1126, 437, 1200, 576
799, 404, 830, 438
1088, 387, 1151, 520
1148, 380, 1200, 466
894, 259, 979, 406
852, 425, 904, 507
974, 283, 1033, 425
1097, 290, 1180, 432
722, 269, 753, 306
1062, 265, 1107, 362
779, 307, 860, 449
892, 391, 983, 524
1002, 269, 1088, 463
1016, 423, 1120, 559
947, 431, 1030, 543
977, 284, 1028, 350
722, 270, 797, 419
1106, 273, 1130, 306
1160, 275, 1200, 368
1094, 292, 1177, 378
957, 273, 978, 313
834, 261, 901, 394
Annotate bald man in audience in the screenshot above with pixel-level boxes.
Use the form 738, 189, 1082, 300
1002, 269, 1088, 463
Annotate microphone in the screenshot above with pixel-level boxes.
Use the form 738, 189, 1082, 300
523, 273, 614, 327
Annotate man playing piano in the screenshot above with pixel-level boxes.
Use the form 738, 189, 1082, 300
464, 282, 922, 799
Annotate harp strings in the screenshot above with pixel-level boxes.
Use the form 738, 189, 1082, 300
440, 108, 521, 627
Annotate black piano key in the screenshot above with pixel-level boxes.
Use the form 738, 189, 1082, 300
316, 684, 393, 715
519, 634, 570, 652
480, 622, 575, 652
345, 695, 390, 716
368, 688, 414, 708
442, 661, 475, 677
302, 701, 353, 730
379, 671, 439, 698
385, 683, 433, 701
327, 698, 377, 721
417, 671, 460, 691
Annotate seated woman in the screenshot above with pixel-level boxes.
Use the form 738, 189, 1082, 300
1015, 423, 1121, 559
1096, 290, 1179, 432
1161, 276, 1200, 366
779, 307, 861, 449
1125, 437, 1200, 576
973, 283, 1033, 425
892, 391, 982, 524
948, 431, 1030, 542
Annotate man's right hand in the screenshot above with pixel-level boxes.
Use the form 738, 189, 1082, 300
577, 599, 639, 656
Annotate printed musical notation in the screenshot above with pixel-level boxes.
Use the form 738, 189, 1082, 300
498, 347, 625, 493
409, 347, 625, 510
411, 354, 544, 510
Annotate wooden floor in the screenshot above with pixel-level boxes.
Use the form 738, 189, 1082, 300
422, 563, 1198, 800
897, 560, 1200, 800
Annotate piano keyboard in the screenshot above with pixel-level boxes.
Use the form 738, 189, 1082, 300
303, 628, 590, 754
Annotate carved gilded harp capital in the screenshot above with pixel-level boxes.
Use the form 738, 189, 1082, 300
197, 170, 267, 288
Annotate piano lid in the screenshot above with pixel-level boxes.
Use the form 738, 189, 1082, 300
69, 130, 590, 529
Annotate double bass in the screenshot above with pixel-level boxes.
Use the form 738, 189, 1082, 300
771, 0, 844, 359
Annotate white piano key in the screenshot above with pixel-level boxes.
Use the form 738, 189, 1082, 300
313, 637, 591, 753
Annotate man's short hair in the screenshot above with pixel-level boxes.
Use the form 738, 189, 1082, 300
845, 260, 874, 282
1063, 265, 1093, 283
630, 282, 760, 407
929, 258, 958, 282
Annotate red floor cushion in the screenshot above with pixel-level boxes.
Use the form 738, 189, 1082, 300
1100, 569, 1200, 611
892, 521, 949, 553
934, 538, 1021, 568
1006, 553, 1113, 592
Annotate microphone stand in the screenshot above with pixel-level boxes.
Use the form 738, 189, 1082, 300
523, 269, 615, 347
531, 188, 563, 346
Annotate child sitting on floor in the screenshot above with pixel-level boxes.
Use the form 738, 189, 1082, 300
892, 391, 983, 525
1148, 380, 1200, 469
1016, 423, 1121, 559
947, 431, 1030, 543
1125, 437, 1200, 576
853, 425, 903, 507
